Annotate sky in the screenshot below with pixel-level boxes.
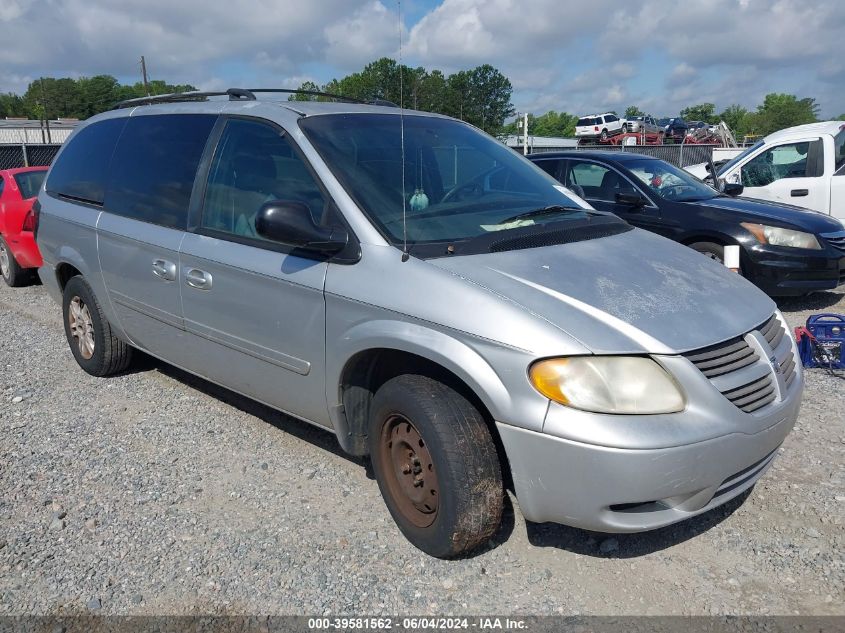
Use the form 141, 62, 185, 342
1, 0, 844, 119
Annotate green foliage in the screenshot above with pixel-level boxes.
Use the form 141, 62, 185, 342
293, 58, 514, 135
835, 113, 845, 121
624, 105, 645, 118
679, 103, 717, 124
744, 93, 820, 136
5, 75, 197, 120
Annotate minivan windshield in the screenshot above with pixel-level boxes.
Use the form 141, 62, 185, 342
625, 158, 719, 202
300, 114, 602, 249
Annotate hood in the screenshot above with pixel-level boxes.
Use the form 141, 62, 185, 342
430, 228, 775, 355
698, 196, 844, 233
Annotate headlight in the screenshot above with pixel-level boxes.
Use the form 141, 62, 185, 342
741, 223, 821, 249
528, 356, 685, 414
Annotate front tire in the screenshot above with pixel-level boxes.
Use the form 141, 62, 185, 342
62, 276, 133, 376
368, 374, 503, 558
0, 236, 29, 287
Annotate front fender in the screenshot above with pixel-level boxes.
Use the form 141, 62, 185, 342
326, 315, 551, 435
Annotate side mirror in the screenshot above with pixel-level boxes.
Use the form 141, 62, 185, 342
722, 182, 744, 196
256, 201, 348, 254
615, 192, 648, 207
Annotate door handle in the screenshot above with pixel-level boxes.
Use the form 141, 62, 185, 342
185, 268, 213, 290
151, 259, 176, 281
790, 189, 809, 197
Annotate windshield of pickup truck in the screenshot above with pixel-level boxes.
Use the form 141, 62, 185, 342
718, 140, 764, 176
299, 114, 602, 248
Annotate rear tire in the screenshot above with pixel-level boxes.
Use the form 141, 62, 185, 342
368, 374, 503, 558
0, 236, 29, 288
600, 129, 609, 141
62, 276, 133, 376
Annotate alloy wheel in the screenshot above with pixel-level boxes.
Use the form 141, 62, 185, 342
68, 296, 96, 360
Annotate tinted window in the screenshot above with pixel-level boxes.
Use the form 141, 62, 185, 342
576, 118, 595, 127
106, 114, 216, 229
14, 171, 46, 199
568, 161, 637, 202
0, 176, 5, 198
202, 118, 327, 242
534, 159, 562, 178
46, 118, 126, 205
605, 114, 618, 123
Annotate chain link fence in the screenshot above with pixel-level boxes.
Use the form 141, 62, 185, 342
0, 144, 63, 170
530, 143, 719, 168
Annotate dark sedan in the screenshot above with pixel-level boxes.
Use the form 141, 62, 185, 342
529, 151, 845, 296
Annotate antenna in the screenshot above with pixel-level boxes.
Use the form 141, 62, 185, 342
398, 0, 409, 262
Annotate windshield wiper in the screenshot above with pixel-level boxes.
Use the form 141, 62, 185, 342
499, 205, 584, 224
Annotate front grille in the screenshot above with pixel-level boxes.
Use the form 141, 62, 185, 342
684, 314, 797, 414
822, 230, 845, 254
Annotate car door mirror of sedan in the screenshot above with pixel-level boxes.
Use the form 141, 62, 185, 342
722, 182, 744, 196
256, 200, 348, 254
615, 192, 649, 208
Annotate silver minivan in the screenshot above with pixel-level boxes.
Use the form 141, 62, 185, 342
35, 90, 803, 558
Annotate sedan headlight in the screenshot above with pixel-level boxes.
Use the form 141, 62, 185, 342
528, 356, 685, 414
741, 223, 821, 249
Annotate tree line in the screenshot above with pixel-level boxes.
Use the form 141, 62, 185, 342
0, 76, 197, 121
289, 58, 514, 135
1, 62, 841, 140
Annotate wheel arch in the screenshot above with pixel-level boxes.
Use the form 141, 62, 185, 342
328, 322, 515, 477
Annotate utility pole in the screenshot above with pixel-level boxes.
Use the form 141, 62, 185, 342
140, 56, 150, 96
523, 111, 529, 156
39, 77, 51, 144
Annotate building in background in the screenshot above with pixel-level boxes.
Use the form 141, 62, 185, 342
1, 118, 79, 144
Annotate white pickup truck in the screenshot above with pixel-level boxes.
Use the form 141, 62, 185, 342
686, 121, 845, 220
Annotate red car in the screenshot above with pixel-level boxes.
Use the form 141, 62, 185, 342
0, 167, 47, 287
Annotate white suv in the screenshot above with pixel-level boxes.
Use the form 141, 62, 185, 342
575, 113, 623, 141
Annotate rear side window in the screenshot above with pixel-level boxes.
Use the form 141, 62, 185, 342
105, 114, 216, 229
14, 171, 46, 199
46, 118, 126, 205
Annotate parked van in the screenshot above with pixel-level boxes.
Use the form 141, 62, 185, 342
687, 121, 845, 220
36, 90, 803, 558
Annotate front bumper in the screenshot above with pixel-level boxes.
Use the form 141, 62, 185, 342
744, 245, 845, 296
497, 333, 804, 533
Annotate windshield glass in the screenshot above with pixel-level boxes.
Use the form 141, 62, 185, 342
835, 127, 845, 173
625, 158, 718, 202
300, 114, 600, 247
13, 170, 46, 199
717, 140, 764, 176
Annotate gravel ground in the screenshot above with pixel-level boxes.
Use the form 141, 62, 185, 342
0, 280, 843, 617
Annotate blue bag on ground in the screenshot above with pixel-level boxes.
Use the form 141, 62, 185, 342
795, 314, 845, 369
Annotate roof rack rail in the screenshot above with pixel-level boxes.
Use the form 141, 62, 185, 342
113, 87, 399, 110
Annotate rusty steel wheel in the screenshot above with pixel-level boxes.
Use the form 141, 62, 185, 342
369, 374, 503, 558
377, 414, 440, 528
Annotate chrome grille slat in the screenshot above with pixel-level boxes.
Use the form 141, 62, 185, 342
684, 312, 798, 414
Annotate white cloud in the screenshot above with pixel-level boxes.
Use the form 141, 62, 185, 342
324, 1, 403, 71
